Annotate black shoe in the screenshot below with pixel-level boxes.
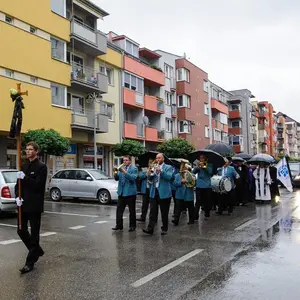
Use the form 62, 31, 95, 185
187, 221, 195, 225
128, 227, 136, 232
34, 248, 45, 263
161, 230, 168, 235
171, 220, 179, 226
112, 226, 123, 231
142, 229, 153, 235
19, 265, 33, 274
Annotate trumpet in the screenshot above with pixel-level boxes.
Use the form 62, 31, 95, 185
198, 161, 208, 169
113, 162, 125, 175
147, 159, 158, 184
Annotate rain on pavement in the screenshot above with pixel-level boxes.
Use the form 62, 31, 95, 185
0, 190, 299, 300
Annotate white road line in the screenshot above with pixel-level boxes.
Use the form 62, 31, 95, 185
44, 211, 99, 218
235, 219, 257, 231
0, 232, 57, 245
45, 200, 118, 208
94, 221, 108, 224
68, 225, 86, 230
0, 223, 17, 228
131, 249, 204, 288
40, 232, 57, 237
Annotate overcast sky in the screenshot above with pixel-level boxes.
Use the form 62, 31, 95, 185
95, 0, 300, 120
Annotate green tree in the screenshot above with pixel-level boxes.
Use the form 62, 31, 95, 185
22, 129, 70, 158
113, 139, 145, 157
157, 138, 195, 158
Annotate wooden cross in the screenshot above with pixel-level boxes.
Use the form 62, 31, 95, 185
16, 83, 28, 96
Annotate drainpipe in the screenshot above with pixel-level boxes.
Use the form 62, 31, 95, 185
120, 51, 124, 142
208, 81, 213, 144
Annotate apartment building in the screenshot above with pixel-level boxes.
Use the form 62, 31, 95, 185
0, 0, 71, 168
228, 90, 256, 154
107, 32, 166, 151
276, 114, 286, 156
207, 82, 229, 144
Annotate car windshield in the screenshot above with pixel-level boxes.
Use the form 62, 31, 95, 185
289, 164, 300, 172
88, 170, 111, 180
2, 171, 17, 183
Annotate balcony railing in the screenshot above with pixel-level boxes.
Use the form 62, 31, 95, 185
157, 100, 164, 112
71, 62, 98, 87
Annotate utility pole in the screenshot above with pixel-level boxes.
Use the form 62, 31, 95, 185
93, 99, 97, 169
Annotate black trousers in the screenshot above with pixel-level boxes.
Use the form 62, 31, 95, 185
17, 212, 43, 266
148, 190, 171, 232
217, 189, 236, 214
174, 200, 195, 223
116, 195, 136, 228
140, 189, 150, 220
195, 188, 212, 218
236, 183, 248, 204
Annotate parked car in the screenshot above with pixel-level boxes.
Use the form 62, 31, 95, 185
48, 169, 118, 204
0, 169, 17, 213
289, 163, 300, 188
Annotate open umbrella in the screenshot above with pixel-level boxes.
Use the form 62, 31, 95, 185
137, 151, 172, 167
232, 156, 245, 162
234, 153, 252, 161
248, 153, 275, 165
170, 158, 190, 169
188, 149, 225, 169
205, 143, 234, 156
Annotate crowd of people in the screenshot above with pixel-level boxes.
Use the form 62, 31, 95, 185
112, 153, 280, 235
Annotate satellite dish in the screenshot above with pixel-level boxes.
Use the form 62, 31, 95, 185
143, 116, 149, 126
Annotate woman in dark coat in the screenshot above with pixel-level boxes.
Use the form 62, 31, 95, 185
269, 165, 280, 201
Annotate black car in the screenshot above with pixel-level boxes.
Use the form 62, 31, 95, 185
289, 163, 300, 187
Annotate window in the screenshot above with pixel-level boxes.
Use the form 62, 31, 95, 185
165, 91, 172, 105
51, 0, 66, 17
30, 26, 36, 34
125, 40, 139, 57
101, 102, 114, 121
51, 37, 66, 62
230, 104, 240, 111
220, 113, 228, 125
203, 81, 209, 92
75, 170, 90, 181
177, 68, 190, 82
178, 94, 191, 108
205, 126, 209, 138
166, 119, 173, 132
204, 103, 209, 115
51, 83, 67, 107
70, 95, 84, 114
100, 65, 114, 85
5, 69, 14, 78
232, 136, 241, 145
231, 121, 240, 128
179, 121, 191, 133
124, 72, 144, 94
30, 76, 38, 84
211, 88, 218, 99
214, 129, 221, 142
164, 64, 173, 78
5, 15, 13, 24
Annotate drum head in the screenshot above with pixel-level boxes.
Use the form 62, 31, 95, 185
223, 178, 232, 192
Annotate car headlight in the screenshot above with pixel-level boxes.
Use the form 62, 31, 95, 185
294, 175, 300, 180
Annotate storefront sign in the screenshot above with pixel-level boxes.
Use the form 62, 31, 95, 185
67, 144, 77, 155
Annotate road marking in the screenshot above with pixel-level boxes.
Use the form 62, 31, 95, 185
0, 223, 17, 228
44, 211, 99, 218
68, 225, 86, 230
94, 221, 108, 224
45, 200, 118, 208
235, 219, 257, 231
40, 232, 57, 237
131, 249, 204, 288
0, 232, 57, 245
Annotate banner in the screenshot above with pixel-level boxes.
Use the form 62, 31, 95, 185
276, 157, 293, 193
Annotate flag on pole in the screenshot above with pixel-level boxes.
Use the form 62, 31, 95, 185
276, 156, 293, 192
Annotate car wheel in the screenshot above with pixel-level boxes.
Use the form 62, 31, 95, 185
97, 189, 111, 205
50, 188, 62, 202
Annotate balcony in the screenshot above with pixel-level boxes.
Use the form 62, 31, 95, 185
123, 122, 144, 140
71, 110, 108, 133
124, 56, 165, 86
171, 105, 177, 117
229, 127, 241, 135
70, 19, 107, 56
229, 110, 241, 119
71, 63, 108, 94
145, 127, 158, 142
259, 111, 268, 118
123, 89, 144, 108
211, 99, 228, 114
233, 145, 242, 153
144, 95, 165, 114
158, 130, 165, 141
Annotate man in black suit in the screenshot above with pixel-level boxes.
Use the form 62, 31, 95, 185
15, 141, 47, 274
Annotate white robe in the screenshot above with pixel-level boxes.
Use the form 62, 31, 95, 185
253, 167, 271, 201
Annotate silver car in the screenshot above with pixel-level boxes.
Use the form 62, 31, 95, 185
49, 169, 118, 204
0, 169, 17, 213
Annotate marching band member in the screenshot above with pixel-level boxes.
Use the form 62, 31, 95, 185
253, 164, 272, 203
193, 155, 213, 220
112, 155, 138, 232
172, 163, 196, 225
234, 159, 249, 206
216, 158, 240, 215
143, 153, 173, 235
137, 159, 153, 222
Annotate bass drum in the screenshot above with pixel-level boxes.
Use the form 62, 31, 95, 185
211, 175, 232, 194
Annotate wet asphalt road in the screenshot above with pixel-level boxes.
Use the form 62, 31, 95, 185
0, 189, 298, 300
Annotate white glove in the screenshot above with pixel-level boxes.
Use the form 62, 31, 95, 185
16, 198, 23, 207
16, 171, 25, 179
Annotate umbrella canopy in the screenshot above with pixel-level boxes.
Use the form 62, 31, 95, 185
188, 149, 225, 169
137, 151, 172, 167
170, 158, 190, 169
232, 156, 245, 162
234, 153, 252, 160
205, 143, 234, 156
248, 153, 275, 165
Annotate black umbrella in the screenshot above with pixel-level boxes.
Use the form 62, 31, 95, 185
205, 143, 234, 156
137, 151, 172, 167
248, 153, 275, 165
232, 156, 245, 162
234, 153, 252, 161
170, 158, 190, 169
188, 149, 225, 169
